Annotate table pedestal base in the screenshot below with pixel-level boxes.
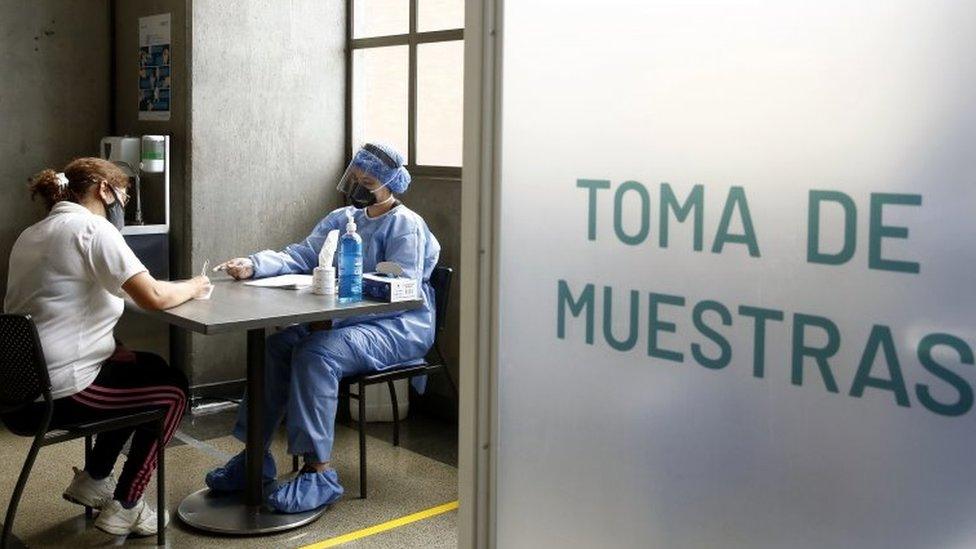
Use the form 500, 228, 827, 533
177, 487, 328, 535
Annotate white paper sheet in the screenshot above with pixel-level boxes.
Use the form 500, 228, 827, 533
243, 274, 313, 289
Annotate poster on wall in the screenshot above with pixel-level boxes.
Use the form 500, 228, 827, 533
138, 13, 171, 121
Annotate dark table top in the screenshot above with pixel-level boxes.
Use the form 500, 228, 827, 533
129, 279, 423, 335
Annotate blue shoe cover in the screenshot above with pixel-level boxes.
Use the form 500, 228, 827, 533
268, 469, 344, 513
205, 451, 277, 492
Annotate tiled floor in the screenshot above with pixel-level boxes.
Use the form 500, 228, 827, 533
0, 408, 458, 548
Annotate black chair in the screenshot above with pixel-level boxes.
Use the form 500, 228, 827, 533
290, 266, 458, 498
0, 314, 167, 548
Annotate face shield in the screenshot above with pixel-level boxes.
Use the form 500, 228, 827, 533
337, 164, 387, 209
337, 144, 405, 208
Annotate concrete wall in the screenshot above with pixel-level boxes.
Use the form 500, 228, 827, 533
0, 0, 111, 299
188, 0, 347, 385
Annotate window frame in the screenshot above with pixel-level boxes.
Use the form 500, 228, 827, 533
347, 0, 464, 179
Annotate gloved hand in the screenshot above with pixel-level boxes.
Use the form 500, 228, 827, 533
214, 257, 254, 280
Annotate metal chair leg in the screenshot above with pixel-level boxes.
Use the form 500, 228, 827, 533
84, 435, 94, 519
358, 382, 367, 499
156, 419, 165, 547
388, 380, 400, 447
2, 434, 43, 549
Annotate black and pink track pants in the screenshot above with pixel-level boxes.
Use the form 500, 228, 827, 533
4, 351, 188, 504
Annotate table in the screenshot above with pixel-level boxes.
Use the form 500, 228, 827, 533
132, 279, 422, 535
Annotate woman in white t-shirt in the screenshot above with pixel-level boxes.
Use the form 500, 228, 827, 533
2, 158, 211, 537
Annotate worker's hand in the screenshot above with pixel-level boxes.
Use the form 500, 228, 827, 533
190, 275, 213, 299
214, 257, 254, 280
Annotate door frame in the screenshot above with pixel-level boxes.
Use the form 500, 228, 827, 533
459, 0, 502, 547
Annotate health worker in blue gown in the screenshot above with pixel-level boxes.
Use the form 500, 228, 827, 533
206, 143, 440, 513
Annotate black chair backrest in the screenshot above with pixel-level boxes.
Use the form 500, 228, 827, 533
0, 314, 51, 414
429, 266, 453, 334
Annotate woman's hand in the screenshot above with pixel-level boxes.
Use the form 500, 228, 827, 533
123, 273, 212, 310
214, 257, 254, 280
190, 275, 213, 299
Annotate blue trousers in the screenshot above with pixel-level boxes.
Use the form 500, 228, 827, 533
232, 322, 411, 462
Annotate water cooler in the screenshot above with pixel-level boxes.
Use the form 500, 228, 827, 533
100, 135, 170, 279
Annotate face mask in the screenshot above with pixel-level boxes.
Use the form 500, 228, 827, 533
347, 184, 394, 209
348, 183, 377, 209
104, 187, 126, 231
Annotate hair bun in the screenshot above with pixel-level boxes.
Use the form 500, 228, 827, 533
28, 169, 70, 210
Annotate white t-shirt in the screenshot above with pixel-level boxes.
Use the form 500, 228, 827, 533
3, 201, 147, 399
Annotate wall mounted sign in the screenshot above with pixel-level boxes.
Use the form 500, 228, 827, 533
138, 13, 171, 121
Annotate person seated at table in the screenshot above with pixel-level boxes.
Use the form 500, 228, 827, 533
2, 158, 212, 537
206, 143, 440, 513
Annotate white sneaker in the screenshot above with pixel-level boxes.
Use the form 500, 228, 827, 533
95, 499, 168, 537
62, 467, 116, 509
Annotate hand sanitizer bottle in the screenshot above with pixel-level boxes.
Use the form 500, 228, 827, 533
338, 210, 363, 303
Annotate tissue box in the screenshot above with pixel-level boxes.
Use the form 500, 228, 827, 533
362, 273, 418, 302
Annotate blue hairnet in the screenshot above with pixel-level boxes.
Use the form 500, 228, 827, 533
350, 143, 411, 194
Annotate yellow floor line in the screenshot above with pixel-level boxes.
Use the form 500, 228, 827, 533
301, 500, 460, 549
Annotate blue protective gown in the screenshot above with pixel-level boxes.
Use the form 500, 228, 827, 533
231, 204, 440, 463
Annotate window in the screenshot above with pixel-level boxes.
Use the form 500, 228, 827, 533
349, 0, 464, 178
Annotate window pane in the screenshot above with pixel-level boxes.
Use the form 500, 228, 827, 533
353, 0, 408, 38
418, 0, 464, 32
417, 41, 463, 166
352, 46, 409, 159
